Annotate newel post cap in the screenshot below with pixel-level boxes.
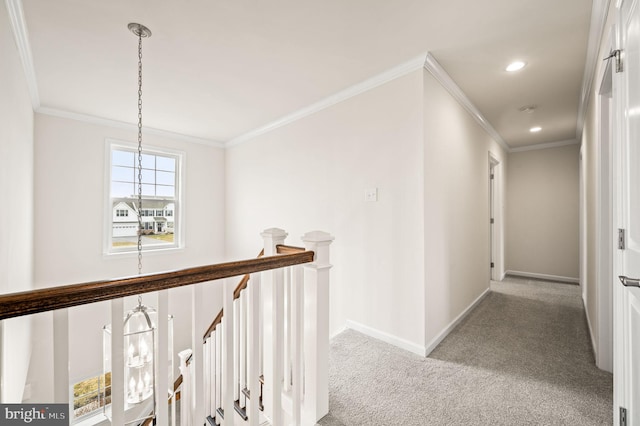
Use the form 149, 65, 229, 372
260, 227, 288, 239
301, 230, 335, 244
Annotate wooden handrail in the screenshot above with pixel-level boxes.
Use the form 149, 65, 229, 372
174, 374, 183, 392
202, 245, 306, 342
276, 244, 305, 255
0, 251, 314, 321
203, 309, 225, 342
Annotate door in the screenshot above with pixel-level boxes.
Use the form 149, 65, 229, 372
489, 154, 501, 281
616, 0, 640, 422
490, 162, 496, 280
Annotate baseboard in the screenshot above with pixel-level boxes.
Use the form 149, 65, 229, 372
424, 287, 491, 356
345, 320, 426, 357
505, 270, 579, 284
330, 326, 347, 340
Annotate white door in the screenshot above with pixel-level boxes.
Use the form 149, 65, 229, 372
616, 0, 640, 423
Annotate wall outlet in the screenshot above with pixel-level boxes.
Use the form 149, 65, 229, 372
365, 188, 378, 202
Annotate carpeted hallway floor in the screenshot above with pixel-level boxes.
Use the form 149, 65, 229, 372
318, 277, 613, 425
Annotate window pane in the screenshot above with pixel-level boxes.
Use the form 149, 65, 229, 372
156, 156, 175, 172
112, 166, 134, 183
156, 171, 174, 186
141, 184, 156, 196
141, 169, 155, 184
112, 150, 134, 167
156, 185, 175, 197
112, 182, 135, 198
110, 146, 180, 252
141, 153, 155, 169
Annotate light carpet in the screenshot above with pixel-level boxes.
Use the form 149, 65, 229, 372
318, 277, 613, 425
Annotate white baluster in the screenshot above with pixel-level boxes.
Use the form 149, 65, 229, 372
215, 328, 222, 425
178, 349, 192, 426
53, 309, 69, 407
261, 228, 287, 426
284, 268, 292, 393
157, 290, 170, 426
291, 265, 304, 426
262, 228, 287, 425
204, 337, 211, 420
191, 285, 205, 425
234, 298, 240, 405
301, 231, 334, 425
110, 299, 125, 425
248, 273, 261, 426
239, 290, 247, 409
210, 335, 216, 420
223, 279, 235, 425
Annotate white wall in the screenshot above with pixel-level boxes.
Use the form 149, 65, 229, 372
226, 70, 426, 351
505, 144, 580, 280
422, 71, 507, 348
0, 3, 35, 402
28, 113, 226, 400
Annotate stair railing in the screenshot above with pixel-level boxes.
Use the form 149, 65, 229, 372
0, 228, 332, 426
181, 228, 333, 426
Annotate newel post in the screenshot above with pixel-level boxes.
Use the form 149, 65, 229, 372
301, 231, 334, 424
261, 228, 288, 425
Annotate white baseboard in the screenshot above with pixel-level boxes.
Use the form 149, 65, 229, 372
345, 320, 426, 357
505, 270, 579, 284
424, 287, 491, 356
329, 326, 347, 340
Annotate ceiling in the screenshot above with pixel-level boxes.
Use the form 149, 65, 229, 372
15, 0, 598, 149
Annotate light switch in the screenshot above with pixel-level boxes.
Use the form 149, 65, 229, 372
365, 188, 378, 202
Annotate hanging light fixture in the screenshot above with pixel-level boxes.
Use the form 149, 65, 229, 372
103, 23, 173, 425
104, 297, 173, 424
128, 22, 152, 276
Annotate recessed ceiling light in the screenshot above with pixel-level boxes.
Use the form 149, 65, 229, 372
506, 61, 527, 72
530, 126, 542, 133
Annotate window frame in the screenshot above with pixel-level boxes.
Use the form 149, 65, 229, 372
104, 139, 184, 255
71, 372, 112, 421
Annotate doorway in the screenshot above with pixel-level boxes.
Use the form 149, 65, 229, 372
489, 153, 502, 281
595, 48, 614, 373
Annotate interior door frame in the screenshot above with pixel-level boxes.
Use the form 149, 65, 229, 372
613, 1, 628, 419
595, 26, 615, 373
489, 152, 503, 281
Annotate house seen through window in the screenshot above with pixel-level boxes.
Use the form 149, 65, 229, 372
109, 144, 181, 252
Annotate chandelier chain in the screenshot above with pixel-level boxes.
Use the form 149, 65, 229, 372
137, 31, 143, 275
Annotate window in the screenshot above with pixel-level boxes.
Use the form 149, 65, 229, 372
73, 373, 111, 419
107, 142, 182, 253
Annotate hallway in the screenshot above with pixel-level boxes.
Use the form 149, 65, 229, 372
319, 277, 612, 425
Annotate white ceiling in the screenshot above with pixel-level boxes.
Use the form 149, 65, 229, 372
15, 0, 598, 148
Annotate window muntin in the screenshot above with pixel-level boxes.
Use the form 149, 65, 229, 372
108, 143, 181, 253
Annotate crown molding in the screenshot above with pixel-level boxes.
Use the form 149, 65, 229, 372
576, 0, 611, 140
423, 53, 510, 152
6, 0, 40, 109
37, 106, 225, 148
509, 138, 579, 153
227, 54, 427, 147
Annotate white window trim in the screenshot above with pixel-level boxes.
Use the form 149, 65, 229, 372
103, 139, 185, 256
